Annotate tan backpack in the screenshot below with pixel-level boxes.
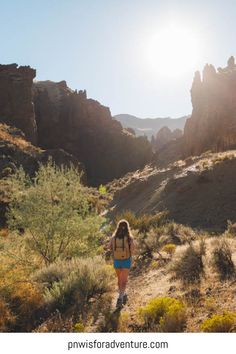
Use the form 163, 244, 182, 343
112, 235, 131, 260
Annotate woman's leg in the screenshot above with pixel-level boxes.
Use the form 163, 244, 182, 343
115, 268, 122, 295
119, 268, 130, 295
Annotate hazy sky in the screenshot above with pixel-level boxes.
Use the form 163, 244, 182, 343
1, 0, 236, 118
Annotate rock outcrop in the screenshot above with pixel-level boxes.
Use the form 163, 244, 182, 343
183, 57, 236, 156
0, 64, 37, 144
151, 126, 183, 152
33, 80, 152, 186
0, 63, 152, 186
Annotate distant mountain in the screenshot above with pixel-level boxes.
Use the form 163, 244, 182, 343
113, 114, 189, 140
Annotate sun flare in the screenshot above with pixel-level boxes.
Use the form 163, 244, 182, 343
147, 23, 201, 78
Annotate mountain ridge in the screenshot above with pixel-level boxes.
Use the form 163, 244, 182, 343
114, 114, 189, 140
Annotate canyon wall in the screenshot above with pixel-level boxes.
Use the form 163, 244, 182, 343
33, 80, 152, 185
0, 64, 37, 144
183, 57, 236, 156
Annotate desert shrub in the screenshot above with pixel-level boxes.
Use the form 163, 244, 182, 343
114, 210, 168, 233
224, 220, 236, 237
155, 222, 196, 246
134, 212, 168, 233
135, 231, 155, 259
98, 184, 107, 195
171, 241, 205, 284
117, 311, 130, 332
35, 256, 114, 314
150, 260, 159, 269
138, 297, 186, 332
0, 261, 44, 331
211, 239, 235, 280
34, 310, 74, 332
161, 244, 176, 256
7, 161, 105, 264
74, 322, 85, 332
0, 298, 15, 331
201, 312, 236, 332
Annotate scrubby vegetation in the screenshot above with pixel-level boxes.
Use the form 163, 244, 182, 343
6, 161, 104, 264
211, 238, 235, 280
114, 210, 168, 233
35, 256, 113, 313
201, 312, 236, 332
171, 241, 205, 284
138, 297, 186, 332
1, 162, 236, 333
0, 162, 113, 332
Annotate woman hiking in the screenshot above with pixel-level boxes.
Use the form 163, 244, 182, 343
108, 219, 135, 308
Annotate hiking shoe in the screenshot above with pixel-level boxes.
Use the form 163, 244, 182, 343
123, 293, 128, 304
116, 296, 123, 308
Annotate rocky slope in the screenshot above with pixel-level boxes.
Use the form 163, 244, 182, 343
107, 150, 236, 231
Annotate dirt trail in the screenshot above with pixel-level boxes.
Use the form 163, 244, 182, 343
108, 263, 179, 332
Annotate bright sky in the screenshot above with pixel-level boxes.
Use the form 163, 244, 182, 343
1, 0, 235, 118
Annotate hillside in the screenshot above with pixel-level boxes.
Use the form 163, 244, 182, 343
114, 114, 188, 140
107, 150, 236, 232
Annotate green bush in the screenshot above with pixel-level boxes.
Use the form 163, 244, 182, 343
35, 256, 114, 313
201, 312, 236, 332
211, 239, 235, 280
171, 241, 205, 284
138, 297, 186, 332
7, 161, 105, 264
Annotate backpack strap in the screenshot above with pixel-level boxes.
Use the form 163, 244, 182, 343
127, 235, 131, 256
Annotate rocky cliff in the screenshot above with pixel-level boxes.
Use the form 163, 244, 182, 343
33, 80, 152, 186
0, 64, 152, 186
152, 126, 182, 152
183, 56, 236, 156
0, 64, 37, 144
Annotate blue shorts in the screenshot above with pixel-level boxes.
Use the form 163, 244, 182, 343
114, 257, 132, 269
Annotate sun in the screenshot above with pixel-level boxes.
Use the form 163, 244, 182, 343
147, 23, 201, 78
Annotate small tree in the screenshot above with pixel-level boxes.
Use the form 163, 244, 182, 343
7, 160, 104, 265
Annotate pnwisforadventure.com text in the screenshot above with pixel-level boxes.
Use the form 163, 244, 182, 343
68, 339, 168, 350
